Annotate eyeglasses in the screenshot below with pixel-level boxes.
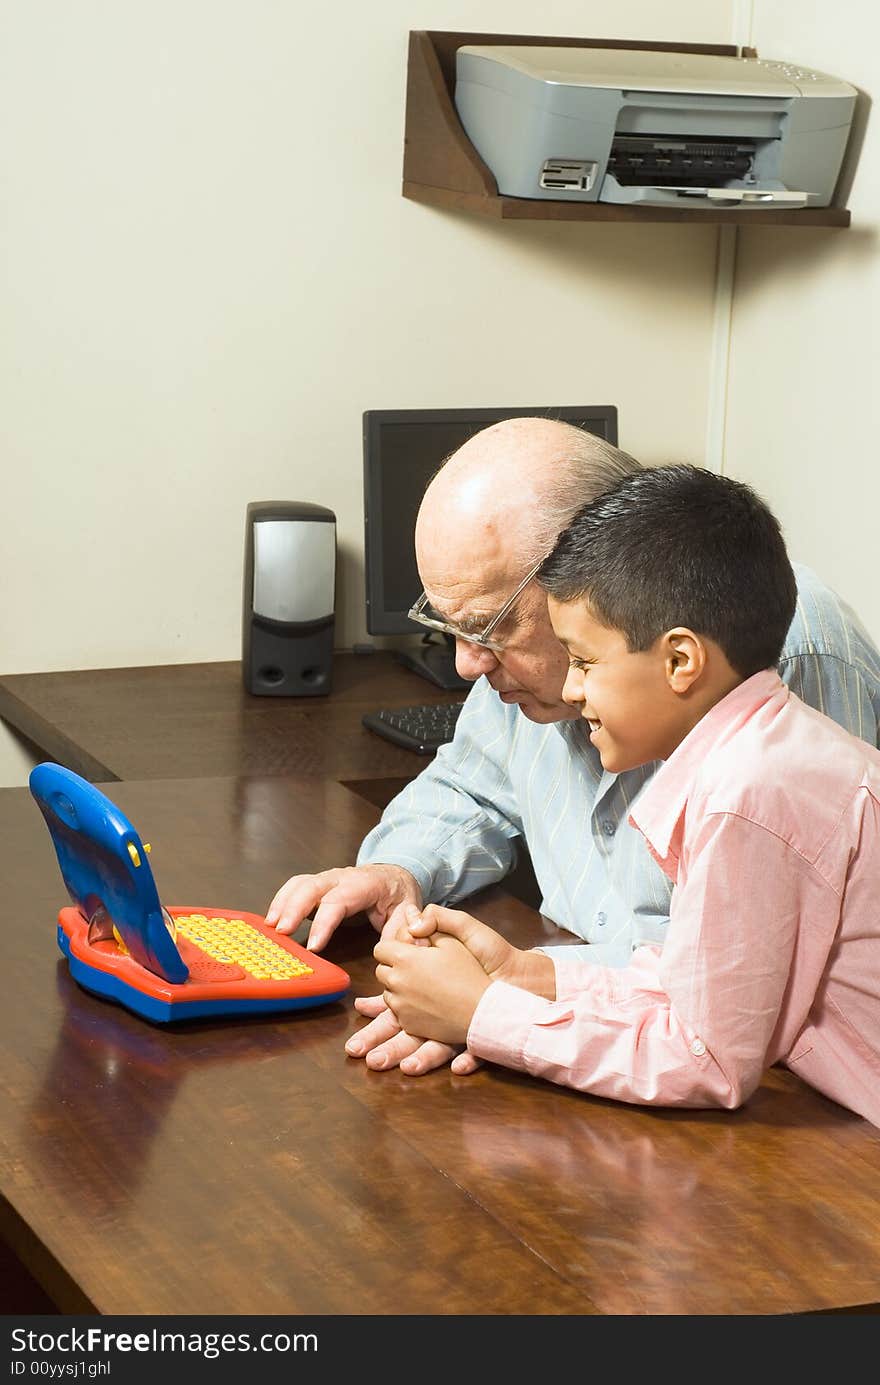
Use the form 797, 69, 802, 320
407, 558, 543, 653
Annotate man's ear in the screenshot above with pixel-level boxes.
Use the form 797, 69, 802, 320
662, 628, 706, 693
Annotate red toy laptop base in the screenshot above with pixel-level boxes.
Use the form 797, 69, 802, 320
57, 904, 350, 1023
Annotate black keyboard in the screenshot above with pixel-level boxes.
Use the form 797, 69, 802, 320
362, 702, 465, 754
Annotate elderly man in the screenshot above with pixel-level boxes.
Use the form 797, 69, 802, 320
267, 417, 880, 1073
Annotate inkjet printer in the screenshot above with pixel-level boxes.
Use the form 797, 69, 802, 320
454, 46, 857, 208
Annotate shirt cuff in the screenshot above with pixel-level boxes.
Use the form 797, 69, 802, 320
467, 979, 576, 1069
354, 846, 434, 903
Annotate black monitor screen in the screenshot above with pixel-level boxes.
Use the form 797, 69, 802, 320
363, 406, 618, 636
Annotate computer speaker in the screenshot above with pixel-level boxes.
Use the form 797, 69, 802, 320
242, 501, 336, 696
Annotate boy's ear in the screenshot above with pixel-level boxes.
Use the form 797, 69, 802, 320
662, 628, 706, 693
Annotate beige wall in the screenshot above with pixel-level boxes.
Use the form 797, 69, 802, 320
724, 2, 879, 640
1, 2, 746, 784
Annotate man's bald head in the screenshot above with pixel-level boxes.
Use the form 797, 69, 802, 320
415, 417, 640, 605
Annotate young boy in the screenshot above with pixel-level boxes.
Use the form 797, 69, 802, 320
373, 465, 880, 1125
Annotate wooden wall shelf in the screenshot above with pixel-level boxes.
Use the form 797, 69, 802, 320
402, 31, 851, 228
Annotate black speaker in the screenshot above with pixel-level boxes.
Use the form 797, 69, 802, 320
242, 501, 336, 696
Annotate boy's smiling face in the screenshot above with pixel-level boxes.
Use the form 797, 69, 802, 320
547, 594, 695, 773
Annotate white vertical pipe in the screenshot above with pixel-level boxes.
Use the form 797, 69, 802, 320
703, 1, 754, 474
703, 224, 738, 475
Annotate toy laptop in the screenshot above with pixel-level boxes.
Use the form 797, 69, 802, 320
30, 762, 350, 1023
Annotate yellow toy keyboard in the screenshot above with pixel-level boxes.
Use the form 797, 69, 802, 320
171, 913, 316, 980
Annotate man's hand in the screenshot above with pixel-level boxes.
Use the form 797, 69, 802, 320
345, 993, 479, 1075
265, 863, 421, 951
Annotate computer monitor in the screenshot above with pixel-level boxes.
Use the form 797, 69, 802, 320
363, 405, 619, 689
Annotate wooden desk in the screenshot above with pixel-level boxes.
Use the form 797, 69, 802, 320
0, 654, 461, 786
3, 775, 880, 1316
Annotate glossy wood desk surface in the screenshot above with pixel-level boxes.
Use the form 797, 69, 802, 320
0, 654, 462, 784
3, 775, 880, 1317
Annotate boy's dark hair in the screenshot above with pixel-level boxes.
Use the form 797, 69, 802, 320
538, 464, 797, 679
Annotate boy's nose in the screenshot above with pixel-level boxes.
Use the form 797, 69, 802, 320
561, 666, 585, 706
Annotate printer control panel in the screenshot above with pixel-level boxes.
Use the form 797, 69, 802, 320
754, 58, 820, 84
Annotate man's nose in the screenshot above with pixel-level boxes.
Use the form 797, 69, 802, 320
561, 666, 584, 706
455, 640, 500, 681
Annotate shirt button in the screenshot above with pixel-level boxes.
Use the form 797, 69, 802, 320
690, 1037, 707, 1057
601, 820, 615, 837
596, 911, 607, 927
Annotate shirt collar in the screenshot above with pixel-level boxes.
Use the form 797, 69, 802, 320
628, 668, 789, 878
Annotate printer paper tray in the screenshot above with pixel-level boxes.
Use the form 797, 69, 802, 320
601, 181, 809, 209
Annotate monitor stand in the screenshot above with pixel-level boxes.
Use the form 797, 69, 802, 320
396, 635, 469, 691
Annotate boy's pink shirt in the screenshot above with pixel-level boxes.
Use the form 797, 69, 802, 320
467, 669, 880, 1125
